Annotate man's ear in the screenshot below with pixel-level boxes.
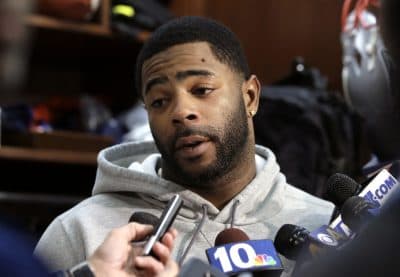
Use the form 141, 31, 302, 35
242, 74, 261, 118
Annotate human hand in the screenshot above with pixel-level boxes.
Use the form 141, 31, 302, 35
134, 228, 179, 277
88, 222, 178, 277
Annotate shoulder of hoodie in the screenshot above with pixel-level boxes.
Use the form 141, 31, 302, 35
284, 183, 335, 212
255, 144, 334, 211
53, 193, 135, 228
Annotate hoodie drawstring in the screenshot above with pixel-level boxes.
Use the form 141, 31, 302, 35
230, 199, 240, 228
178, 204, 208, 265
178, 199, 240, 265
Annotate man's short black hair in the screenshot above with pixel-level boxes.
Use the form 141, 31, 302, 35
135, 16, 250, 98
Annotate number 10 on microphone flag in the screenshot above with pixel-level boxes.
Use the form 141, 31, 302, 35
206, 239, 283, 275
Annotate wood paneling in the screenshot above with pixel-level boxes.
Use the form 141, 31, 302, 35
172, 0, 345, 90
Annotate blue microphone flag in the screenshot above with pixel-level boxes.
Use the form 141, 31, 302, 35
206, 239, 283, 275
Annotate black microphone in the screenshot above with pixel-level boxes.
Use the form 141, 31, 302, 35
128, 211, 159, 243
129, 211, 159, 227
341, 196, 378, 233
274, 223, 347, 261
326, 173, 363, 208
325, 173, 362, 222
273, 224, 312, 261
206, 228, 283, 277
274, 223, 346, 276
329, 168, 399, 237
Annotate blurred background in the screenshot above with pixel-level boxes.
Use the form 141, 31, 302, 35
1, 0, 393, 241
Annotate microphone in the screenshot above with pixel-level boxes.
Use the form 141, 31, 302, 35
329, 169, 399, 237
325, 173, 362, 223
274, 223, 350, 277
214, 228, 250, 246
128, 211, 159, 243
326, 173, 362, 208
206, 228, 283, 277
341, 196, 379, 233
129, 211, 159, 227
274, 224, 313, 261
274, 224, 345, 262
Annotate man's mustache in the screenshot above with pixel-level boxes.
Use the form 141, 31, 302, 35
170, 127, 220, 148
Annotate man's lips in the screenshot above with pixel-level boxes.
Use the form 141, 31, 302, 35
175, 135, 210, 150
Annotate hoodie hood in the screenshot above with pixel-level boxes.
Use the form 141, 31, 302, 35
93, 141, 286, 224
36, 140, 334, 274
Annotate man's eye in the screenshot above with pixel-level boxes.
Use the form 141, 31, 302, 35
192, 86, 214, 95
150, 99, 165, 108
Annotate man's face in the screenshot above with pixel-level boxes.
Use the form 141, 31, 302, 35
141, 42, 251, 188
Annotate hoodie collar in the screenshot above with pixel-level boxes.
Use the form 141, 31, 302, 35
93, 141, 286, 224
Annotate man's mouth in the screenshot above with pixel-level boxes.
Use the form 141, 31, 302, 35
174, 135, 212, 159
175, 135, 210, 151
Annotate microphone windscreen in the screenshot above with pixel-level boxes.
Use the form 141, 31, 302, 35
341, 196, 377, 231
326, 173, 361, 207
214, 228, 250, 246
274, 224, 310, 260
129, 211, 159, 228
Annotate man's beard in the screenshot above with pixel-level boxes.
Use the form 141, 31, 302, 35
152, 99, 250, 189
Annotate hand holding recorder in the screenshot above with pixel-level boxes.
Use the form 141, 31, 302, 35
86, 222, 178, 277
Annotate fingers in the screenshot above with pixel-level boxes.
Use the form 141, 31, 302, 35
150, 229, 177, 263
159, 228, 178, 260
134, 252, 178, 277
124, 222, 154, 242
88, 223, 174, 277
133, 229, 177, 276
169, 228, 178, 240
161, 233, 174, 252
154, 241, 173, 265
134, 255, 164, 275
159, 259, 179, 277
162, 228, 177, 245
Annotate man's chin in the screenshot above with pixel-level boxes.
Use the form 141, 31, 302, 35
178, 165, 210, 178
174, 164, 219, 186
162, 151, 220, 185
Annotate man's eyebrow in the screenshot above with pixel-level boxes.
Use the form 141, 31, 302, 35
144, 70, 215, 95
144, 76, 168, 95
176, 70, 215, 80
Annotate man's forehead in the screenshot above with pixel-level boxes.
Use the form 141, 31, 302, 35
149, 41, 213, 59
141, 42, 218, 77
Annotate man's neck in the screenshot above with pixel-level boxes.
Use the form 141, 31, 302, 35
163, 156, 257, 210
191, 163, 257, 209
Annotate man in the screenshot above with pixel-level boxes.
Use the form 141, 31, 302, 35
35, 16, 334, 275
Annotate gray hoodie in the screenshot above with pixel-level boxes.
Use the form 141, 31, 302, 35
34, 141, 334, 275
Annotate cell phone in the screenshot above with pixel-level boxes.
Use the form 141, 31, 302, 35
142, 194, 183, 256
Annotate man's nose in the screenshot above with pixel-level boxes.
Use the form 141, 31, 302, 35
171, 95, 199, 125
